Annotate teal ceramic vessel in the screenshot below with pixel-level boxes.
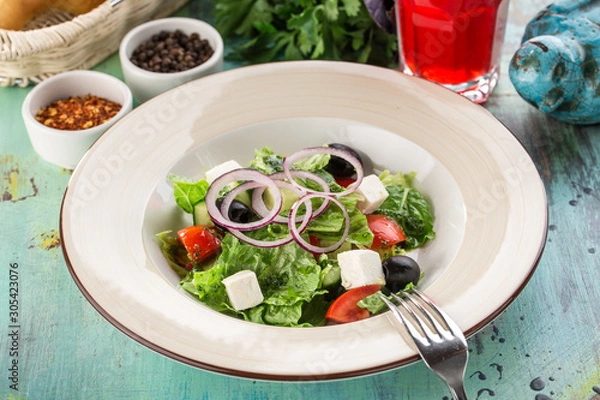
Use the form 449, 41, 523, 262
509, 0, 600, 125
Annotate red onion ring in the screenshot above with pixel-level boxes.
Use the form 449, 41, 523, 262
205, 168, 282, 231
288, 193, 350, 254
225, 228, 295, 248
269, 170, 331, 218
282, 147, 364, 197
228, 185, 315, 248
203, 147, 361, 252
220, 180, 264, 224
269, 171, 330, 192
252, 180, 311, 224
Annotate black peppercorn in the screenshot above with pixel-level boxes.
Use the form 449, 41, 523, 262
130, 29, 214, 73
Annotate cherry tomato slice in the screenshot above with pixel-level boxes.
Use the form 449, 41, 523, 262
177, 226, 222, 266
325, 284, 382, 323
366, 214, 406, 249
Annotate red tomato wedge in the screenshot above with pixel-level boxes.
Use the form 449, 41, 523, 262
325, 284, 382, 323
366, 214, 406, 249
334, 176, 357, 188
177, 226, 222, 266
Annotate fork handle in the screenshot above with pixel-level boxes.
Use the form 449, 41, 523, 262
449, 383, 468, 400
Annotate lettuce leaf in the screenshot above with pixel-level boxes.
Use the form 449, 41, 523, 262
357, 282, 418, 314
168, 174, 209, 214
250, 146, 331, 174
155, 230, 190, 278
184, 233, 326, 326
249, 146, 284, 174
306, 189, 373, 247
244, 303, 308, 326
376, 171, 435, 250
379, 170, 416, 187
249, 147, 373, 248
293, 153, 331, 172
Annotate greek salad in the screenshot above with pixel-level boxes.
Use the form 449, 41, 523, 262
156, 144, 436, 327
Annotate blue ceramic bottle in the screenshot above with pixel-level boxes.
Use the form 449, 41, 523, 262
509, 0, 600, 125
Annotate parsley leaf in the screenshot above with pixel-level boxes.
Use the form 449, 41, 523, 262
214, 0, 397, 67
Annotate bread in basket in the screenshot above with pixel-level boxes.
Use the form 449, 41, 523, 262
0, 0, 189, 87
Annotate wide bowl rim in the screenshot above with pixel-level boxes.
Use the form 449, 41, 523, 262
59, 60, 548, 381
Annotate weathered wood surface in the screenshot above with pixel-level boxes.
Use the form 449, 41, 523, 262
0, 1, 598, 399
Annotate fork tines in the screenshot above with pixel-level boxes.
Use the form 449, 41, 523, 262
380, 289, 469, 399
379, 289, 463, 345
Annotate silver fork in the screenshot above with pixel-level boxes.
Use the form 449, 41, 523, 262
380, 288, 469, 400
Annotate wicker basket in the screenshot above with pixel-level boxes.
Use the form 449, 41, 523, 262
0, 0, 189, 87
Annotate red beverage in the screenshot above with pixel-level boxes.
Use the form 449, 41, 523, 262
397, 0, 509, 102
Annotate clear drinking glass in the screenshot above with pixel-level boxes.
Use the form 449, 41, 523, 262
396, 0, 510, 103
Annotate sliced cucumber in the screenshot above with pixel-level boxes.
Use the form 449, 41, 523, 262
235, 190, 251, 208
263, 186, 299, 213
221, 182, 253, 208
193, 201, 214, 227
325, 241, 352, 260
322, 265, 341, 289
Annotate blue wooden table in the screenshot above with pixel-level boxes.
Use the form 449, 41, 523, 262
1, 1, 599, 399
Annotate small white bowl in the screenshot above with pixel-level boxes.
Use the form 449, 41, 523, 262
22, 70, 133, 170
119, 17, 224, 103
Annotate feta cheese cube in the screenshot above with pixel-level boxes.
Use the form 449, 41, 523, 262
337, 249, 385, 290
222, 270, 264, 311
354, 174, 389, 214
205, 160, 243, 184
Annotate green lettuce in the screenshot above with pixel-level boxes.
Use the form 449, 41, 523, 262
307, 192, 373, 247
249, 146, 372, 248
250, 146, 331, 174
379, 170, 416, 187
376, 171, 436, 250
245, 303, 306, 326
293, 153, 330, 172
184, 233, 326, 326
155, 230, 190, 278
357, 282, 418, 314
168, 174, 209, 214
165, 154, 435, 327
249, 147, 284, 174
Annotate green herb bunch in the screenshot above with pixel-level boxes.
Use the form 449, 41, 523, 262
214, 0, 397, 67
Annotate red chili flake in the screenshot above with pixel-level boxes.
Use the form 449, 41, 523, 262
35, 95, 122, 131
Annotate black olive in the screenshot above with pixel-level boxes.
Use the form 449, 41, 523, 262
324, 143, 363, 178
382, 256, 421, 293
324, 284, 345, 302
215, 198, 255, 224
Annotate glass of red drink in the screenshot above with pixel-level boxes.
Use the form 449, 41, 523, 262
396, 0, 509, 103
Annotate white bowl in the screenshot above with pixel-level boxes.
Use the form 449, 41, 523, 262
60, 61, 547, 380
22, 70, 133, 170
119, 17, 224, 103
